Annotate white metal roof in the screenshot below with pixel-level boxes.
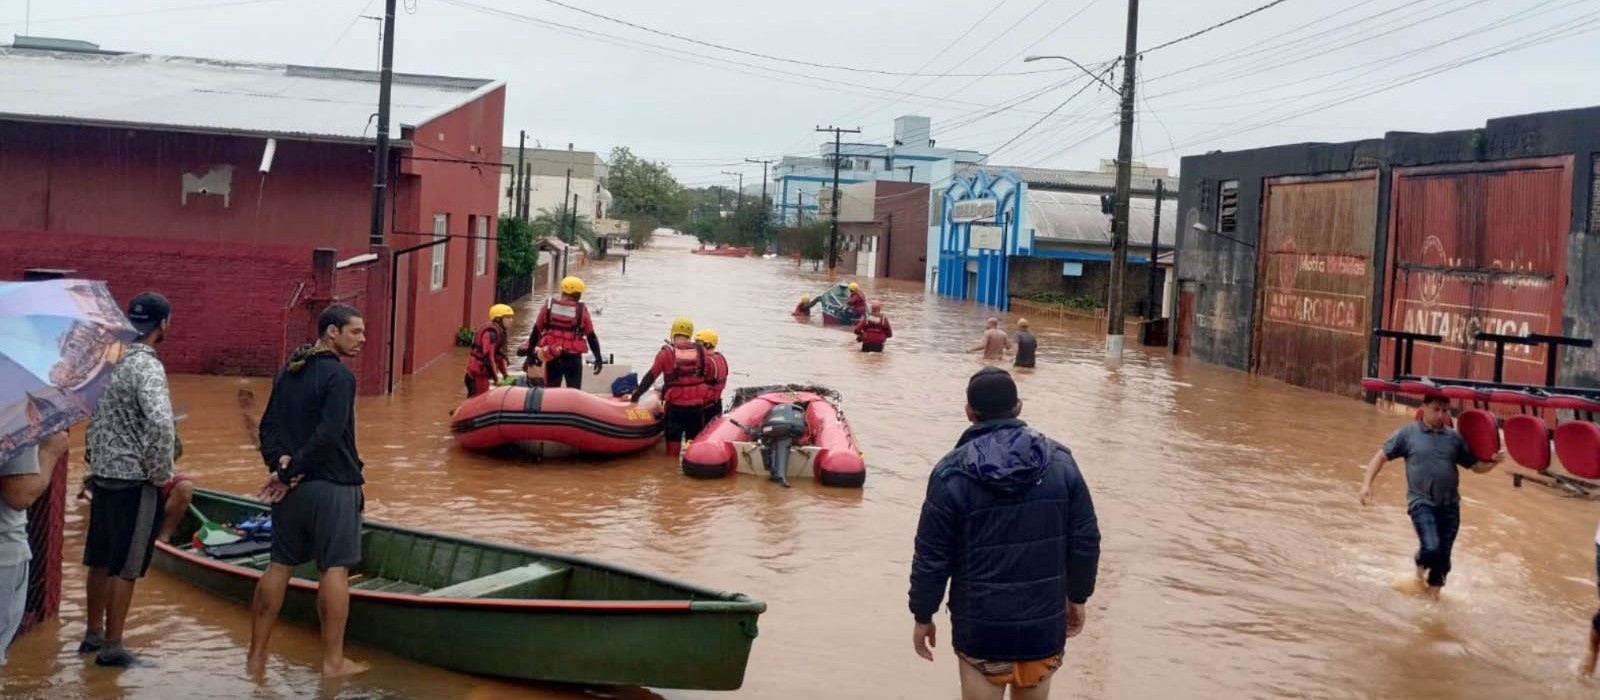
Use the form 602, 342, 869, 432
1026, 190, 1177, 249
0, 46, 501, 144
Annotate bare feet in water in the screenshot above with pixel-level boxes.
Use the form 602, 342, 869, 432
322, 658, 370, 678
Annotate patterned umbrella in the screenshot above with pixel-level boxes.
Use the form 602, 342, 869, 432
0, 279, 137, 464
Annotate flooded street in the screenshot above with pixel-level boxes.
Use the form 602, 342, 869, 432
6, 233, 1600, 700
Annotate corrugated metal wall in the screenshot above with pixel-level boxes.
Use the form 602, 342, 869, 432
1381, 158, 1573, 384
1253, 173, 1379, 397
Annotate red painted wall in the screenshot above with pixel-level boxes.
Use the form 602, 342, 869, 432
0, 122, 371, 249
394, 86, 506, 377
0, 231, 313, 375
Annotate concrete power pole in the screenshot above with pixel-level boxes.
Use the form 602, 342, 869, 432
367, 0, 397, 247
816, 125, 861, 279
746, 157, 774, 252
1147, 178, 1164, 320
1104, 0, 1140, 363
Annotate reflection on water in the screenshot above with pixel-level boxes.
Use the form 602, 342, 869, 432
6, 233, 1599, 699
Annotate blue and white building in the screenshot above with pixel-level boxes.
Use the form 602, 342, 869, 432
934, 164, 1178, 312
775, 115, 986, 225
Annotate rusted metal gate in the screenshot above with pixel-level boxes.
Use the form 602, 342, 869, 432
1380, 157, 1573, 385
1252, 172, 1379, 397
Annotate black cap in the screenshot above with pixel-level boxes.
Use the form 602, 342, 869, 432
126, 292, 171, 334
967, 366, 1018, 419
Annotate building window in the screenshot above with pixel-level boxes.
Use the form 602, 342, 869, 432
1217, 180, 1239, 234
431, 213, 448, 290
474, 216, 488, 277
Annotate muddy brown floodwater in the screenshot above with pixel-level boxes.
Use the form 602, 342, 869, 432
6, 233, 1600, 700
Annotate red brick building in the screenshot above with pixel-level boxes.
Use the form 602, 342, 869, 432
833, 181, 930, 282
0, 42, 506, 394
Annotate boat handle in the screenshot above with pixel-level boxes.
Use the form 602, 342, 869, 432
740, 620, 760, 639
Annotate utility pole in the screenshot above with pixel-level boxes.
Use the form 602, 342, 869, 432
368, 0, 397, 247
567, 192, 579, 277
520, 163, 531, 221
1147, 178, 1164, 319
816, 125, 861, 278
795, 190, 805, 226
515, 130, 526, 220
720, 170, 743, 216
746, 158, 774, 251
561, 142, 574, 241
1104, 0, 1140, 363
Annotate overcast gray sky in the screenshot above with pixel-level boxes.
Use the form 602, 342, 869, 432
7, 0, 1598, 188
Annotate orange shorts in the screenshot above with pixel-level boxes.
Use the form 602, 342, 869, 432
957, 651, 1063, 688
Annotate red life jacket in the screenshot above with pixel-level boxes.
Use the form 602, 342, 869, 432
706, 351, 730, 397
537, 298, 590, 356
467, 322, 505, 376
857, 314, 890, 344
662, 340, 718, 406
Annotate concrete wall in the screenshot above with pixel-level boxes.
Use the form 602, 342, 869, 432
1176, 105, 1600, 387
1008, 257, 1164, 313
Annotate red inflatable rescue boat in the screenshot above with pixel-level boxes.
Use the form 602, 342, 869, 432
451, 385, 663, 458
680, 385, 865, 487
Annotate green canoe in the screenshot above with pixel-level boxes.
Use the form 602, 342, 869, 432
152, 487, 765, 690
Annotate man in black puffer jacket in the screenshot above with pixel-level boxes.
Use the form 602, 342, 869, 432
909, 366, 1101, 700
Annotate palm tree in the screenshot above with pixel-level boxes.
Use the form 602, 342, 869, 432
530, 205, 596, 251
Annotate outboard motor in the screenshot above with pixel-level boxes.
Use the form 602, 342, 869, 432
757, 402, 808, 487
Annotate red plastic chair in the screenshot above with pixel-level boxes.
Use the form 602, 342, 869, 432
1502, 414, 1551, 472
1547, 394, 1600, 419
1554, 421, 1600, 480
1441, 385, 1490, 404
1397, 380, 1437, 397
1361, 377, 1400, 394
1488, 389, 1545, 411
1455, 409, 1501, 462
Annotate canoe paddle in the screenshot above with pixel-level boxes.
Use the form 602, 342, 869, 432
188, 505, 244, 547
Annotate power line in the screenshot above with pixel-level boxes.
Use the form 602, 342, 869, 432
988, 69, 1112, 158
529, 0, 1070, 78
1139, 0, 1295, 55
438, 0, 1095, 115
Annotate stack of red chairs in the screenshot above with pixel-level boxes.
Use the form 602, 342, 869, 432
1366, 378, 1600, 483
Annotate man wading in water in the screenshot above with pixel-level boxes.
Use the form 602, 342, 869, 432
1359, 393, 1502, 599
249, 304, 369, 678
910, 367, 1101, 699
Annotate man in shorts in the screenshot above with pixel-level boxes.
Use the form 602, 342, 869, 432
81, 291, 177, 667
910, 367, 1101, 699
248, 304, 369, 678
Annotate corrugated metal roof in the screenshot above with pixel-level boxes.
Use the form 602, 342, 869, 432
1026, 190, 1177, 249
957, 163, 1175, 194
0, 46, 500, 143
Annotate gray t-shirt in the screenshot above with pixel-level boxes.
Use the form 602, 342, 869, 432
0, 446, 39, 566
1382, 421, 1476, 509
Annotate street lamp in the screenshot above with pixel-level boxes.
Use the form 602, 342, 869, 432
1025, 6, 1139, 364
1022, 55, 1121, 94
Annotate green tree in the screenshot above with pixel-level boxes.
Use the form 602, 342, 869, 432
496, 215, 535, 281
530, 206, 595, 250
776, 223, 828, 260
608, 146, 691, 228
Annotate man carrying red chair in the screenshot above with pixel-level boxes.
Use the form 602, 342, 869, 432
1358, 390, 1504, 599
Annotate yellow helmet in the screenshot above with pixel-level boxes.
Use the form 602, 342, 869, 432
694, 329, 719, 349
560, 276, 585, 295
488, 303, 515, 321
670, 317, 694, 339
848, 282, 860, 292
800, 295, 810, 304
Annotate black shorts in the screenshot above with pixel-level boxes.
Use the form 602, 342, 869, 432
83, 478, 165, 580
545, 354, 584, 390
270, 480, 364, 571
665, 404, 713, 443
860, 342, 884, 353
